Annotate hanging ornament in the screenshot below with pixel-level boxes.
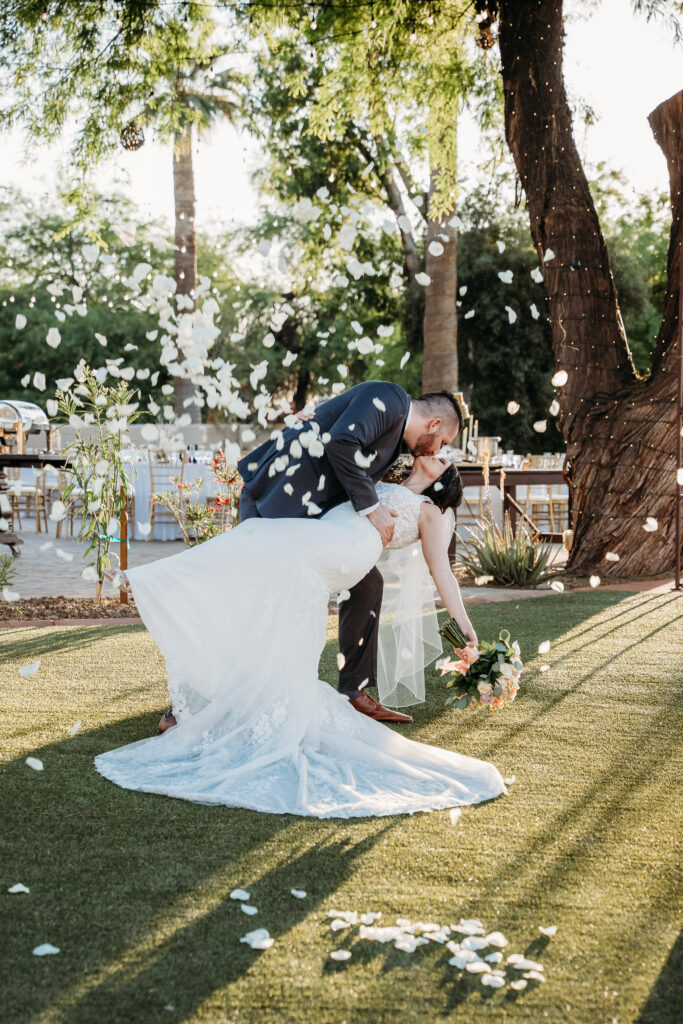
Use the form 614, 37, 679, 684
120, 121, 145, 151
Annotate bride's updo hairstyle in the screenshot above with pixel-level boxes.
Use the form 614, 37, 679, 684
423, 464, 463, 513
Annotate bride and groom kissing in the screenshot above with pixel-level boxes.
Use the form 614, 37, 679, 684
96, 382, 506, 818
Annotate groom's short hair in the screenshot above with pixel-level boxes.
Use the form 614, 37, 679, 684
415, 391, 463, 434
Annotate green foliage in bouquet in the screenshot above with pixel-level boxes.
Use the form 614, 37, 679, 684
439, 621, 523, 712
458, 511, 552, 587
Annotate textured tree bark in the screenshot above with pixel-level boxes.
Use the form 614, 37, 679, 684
173, 124, 201, 423
422, 175, 458, 394
497, 0, 681, 576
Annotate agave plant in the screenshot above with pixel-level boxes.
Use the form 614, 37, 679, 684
458, 511, 552, 588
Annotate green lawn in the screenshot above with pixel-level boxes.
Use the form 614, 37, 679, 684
1, 591, 682, 1024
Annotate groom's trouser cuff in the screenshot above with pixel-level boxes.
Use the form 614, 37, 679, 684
338, 566, 383, 701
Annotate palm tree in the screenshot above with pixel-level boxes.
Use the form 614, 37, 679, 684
134, 22, 244, 421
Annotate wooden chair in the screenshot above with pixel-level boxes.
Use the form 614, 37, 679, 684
148, 450, 186, 541
521, 454, 567, 532
6, 467, 48, 533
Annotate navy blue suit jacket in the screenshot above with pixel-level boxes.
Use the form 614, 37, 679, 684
237, 381, 411, 519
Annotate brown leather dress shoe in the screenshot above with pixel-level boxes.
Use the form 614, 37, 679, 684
350, 692, 413, 724
158, 708, 177, 733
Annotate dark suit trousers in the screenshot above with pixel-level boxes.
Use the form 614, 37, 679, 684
240, 486, 381, 702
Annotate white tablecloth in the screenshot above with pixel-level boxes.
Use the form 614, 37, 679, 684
124, 460, 217, 540
19, 461, 219, 542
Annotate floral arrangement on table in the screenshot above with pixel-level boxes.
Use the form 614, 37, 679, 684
438, 617, 523, 711
153, 449, 242, 547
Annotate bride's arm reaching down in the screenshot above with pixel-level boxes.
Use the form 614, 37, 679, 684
418, 502, 478, 647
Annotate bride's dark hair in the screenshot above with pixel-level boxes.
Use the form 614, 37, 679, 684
422, 464, 463, 513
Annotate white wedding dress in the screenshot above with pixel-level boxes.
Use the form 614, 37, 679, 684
95, 483, 506, 817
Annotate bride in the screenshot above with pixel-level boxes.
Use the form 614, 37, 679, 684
95, 455, 506, 818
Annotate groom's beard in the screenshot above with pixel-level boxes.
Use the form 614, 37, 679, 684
408, 432, 439, 457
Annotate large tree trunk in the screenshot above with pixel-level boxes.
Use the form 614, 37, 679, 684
497, 0, 681, 576
422, 174, 458, 393
173, 124, 201, 423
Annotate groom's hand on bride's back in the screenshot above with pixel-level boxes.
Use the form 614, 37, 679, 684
368, 505, 398, 546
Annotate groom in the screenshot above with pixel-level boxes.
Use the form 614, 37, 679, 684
236, 381, 463, 726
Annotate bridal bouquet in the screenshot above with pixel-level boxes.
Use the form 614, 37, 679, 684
439, 618, 523, 712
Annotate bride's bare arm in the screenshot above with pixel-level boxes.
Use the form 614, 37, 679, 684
418, 502, 478, 646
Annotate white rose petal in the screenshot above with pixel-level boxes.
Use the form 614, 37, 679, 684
449, 808, 462, 825
589, 575, 601, 588
49, 501, 66, 522
46, 327, 61, 349
505, 306, 517, 324
354, 450, 376, 469
240, 928, 274, 950
21, 374, 30, 387
290, 889, 306, 899
18, 661, 41, 677
466, 961, 490, 974
8, 883, 30, 894
372, 397, 386, 412
504, 775, 516, 786
533, 420, 547, 433
464, 309, 475, 319
496, 241, 506, 253
485, 952, 504, 963
540, 664, 550, 672
33, 372, 46, 392
33, 944, 60, 956
3, 587, 20, 602
551, 369, 568, 387
677, 467, 683, 487
428, 241, 444, 257
46, 399, 59, 418
531, 267, 543, 283
26, 757, 44, 771
241, 904, 258, 915
538, 925, 557, 937
523, 970, 546, 982
643, 516, 658, 532
481, 974, 505, 987
538, 640, 551, 654
498, 270, 513, 284
15, 314, 27, 329
230, 888, 250, 901
137, 522, 152, 538
484, 932, 508, 948
549, 399, 560, 416
530, 303, 540, 319
507, 401, 520, 415
605, 552, 620, 562
399, 352, 411, 369
331, 919, 351, 931
330, 950, 352, 961
509, 979, 527, 990
550, 580, 564, 592
543, 248, 555, 261
70, 720, 82, 737
415, 272, 431, 286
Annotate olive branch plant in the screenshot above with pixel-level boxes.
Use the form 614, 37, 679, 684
56, 365, 142, 599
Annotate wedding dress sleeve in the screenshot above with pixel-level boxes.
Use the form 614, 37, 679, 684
376, 506, 455, 708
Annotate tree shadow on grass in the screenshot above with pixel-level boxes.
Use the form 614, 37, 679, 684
0, 622, 146, 661
636, 927, 683, 1024
2, 715, 398, 1024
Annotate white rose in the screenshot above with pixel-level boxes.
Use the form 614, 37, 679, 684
477, 681, 493, 695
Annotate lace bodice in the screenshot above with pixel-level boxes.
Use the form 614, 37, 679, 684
375, 483, 430, 549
